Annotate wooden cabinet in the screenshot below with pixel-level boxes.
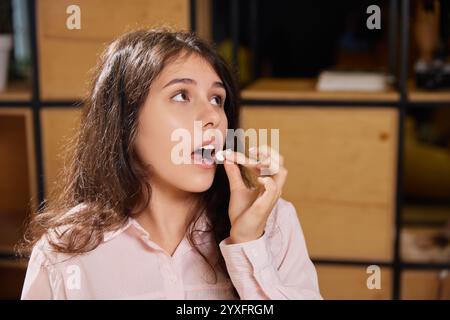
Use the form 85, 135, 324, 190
241, 106, 398, 262
402, 270, 450, 300
240, 77, 399, 299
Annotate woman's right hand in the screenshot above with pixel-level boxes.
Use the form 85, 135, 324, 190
221, 146, 288, 243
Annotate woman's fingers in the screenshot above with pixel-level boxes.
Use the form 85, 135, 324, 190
223, 150, 258, 167
257, 158, 280, 176
250, 145, 283, 164
249, 147, 278, 176
250, 176, 279, 216
223, 148, 279, 176
223, 159, 246, 192
222, 150, 262, 176
222, 147, 288, 195
250, 145, 284, 176
250, 145, 287, 193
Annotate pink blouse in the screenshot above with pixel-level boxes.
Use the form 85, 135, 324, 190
21, 198, 322, 300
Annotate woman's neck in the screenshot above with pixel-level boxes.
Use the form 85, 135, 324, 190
135, 175, 200, 242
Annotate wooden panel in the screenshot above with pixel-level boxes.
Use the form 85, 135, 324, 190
241, 107, 398, 261
0, 82, 31, 101
196, 0, 212, 42
300, 203, 394, 261
316, 265, 392, 299
38, 0, 190, 100
241, 78, 400, 102
401, 270, 450, 300
41, 108, 82, 197
0, 108, 37, 253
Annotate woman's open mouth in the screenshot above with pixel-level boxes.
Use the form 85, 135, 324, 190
191, 144, 217, 169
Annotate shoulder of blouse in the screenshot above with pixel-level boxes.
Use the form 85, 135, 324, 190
30, 203, 128, 267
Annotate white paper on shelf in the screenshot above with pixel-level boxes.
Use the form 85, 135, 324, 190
316, 71, 387, 92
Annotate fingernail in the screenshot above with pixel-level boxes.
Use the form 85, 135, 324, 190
224, 149, 233, 156
257, 176, 269, 184
215, 150, 225, 162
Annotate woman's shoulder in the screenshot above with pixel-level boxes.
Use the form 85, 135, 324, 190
30, 203, 90, 266
29, 233, 68, 270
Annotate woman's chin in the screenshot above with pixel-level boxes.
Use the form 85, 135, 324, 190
181, 168, 216, 192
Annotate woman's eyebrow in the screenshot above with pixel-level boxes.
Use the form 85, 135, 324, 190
162, 78, 225, 89
211, 81, 225, 90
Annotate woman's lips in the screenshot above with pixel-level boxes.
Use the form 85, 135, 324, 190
191, 146, 216, 169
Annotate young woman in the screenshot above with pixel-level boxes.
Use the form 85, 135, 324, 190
20, 28, 321, 300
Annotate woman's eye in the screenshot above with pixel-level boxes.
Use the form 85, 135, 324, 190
211, 95, 224, 106
172, 91, 189, 102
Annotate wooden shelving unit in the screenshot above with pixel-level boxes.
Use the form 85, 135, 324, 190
0, 107, 36, 299
1, 0, 449, 300
235, 0, 450, 300
241, 78, 400, 102
240, 105, 398, 262
240, 92, 399, 300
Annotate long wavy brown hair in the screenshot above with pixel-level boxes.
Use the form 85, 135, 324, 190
19, 28, 252, 297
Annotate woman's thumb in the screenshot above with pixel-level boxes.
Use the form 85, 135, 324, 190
223, 160, 245, 191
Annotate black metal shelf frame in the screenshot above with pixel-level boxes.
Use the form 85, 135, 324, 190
0, 0, 449, 299
0, 100, 32, 107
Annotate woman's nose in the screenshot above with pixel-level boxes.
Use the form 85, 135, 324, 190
198, 99, 222, 128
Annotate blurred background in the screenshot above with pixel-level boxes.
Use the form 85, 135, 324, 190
0, 0, 449, 300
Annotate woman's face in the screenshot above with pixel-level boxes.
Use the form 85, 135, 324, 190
135, 52, 228, 193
